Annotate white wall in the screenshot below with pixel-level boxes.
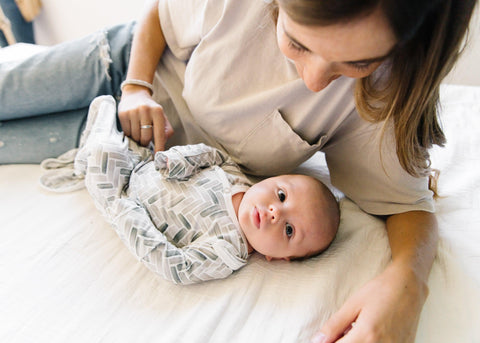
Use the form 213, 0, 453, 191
443, 4, 480, 86
33, 0, 479, 86
33, 0, 147, 45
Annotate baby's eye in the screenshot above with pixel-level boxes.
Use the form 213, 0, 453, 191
285, 223, 294, 238
278, 189, 286, 202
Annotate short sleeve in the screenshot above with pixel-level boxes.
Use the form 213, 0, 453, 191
323, 111, 435, 215
158, 0, 225, 61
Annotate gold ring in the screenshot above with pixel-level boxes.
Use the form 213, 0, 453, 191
140, 125, 153, 129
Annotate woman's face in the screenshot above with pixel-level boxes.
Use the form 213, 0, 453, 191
276, 5, 397, 92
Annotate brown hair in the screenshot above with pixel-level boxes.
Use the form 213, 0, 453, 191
292, 176, 340, 261
276, 0, 477, 182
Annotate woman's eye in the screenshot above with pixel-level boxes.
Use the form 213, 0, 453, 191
278, 189, 286, 202
288, 40, 306, 53
348, 62, 372, 72
285, 224, 294, 238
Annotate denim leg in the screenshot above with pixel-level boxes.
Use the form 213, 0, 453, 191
0, 22, 135, 164
0, 108, 87, 164
0, 21, 135, 121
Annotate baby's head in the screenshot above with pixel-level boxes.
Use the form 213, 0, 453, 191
237, 174, 339, 261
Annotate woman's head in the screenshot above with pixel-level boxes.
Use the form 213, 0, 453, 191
275, 3, 396, 91
275, 0, 477, 178
275, 0, 475, 90
277, 0, 446, 42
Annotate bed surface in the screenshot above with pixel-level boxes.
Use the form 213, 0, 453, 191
1, 84, 479, 343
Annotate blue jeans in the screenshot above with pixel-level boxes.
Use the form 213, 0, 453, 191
0, 21, 135, 164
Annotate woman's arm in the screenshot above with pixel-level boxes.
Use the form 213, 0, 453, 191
312, 211, 438, 343
386, 210, 438, 299
118, 0, 174, 153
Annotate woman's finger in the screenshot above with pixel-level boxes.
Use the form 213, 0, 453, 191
118, 103, 134, 138
138, 106, 154, 147
130, 111, 141, 143
153, 114, 174, 153
151, 107, 168, 152
139, 123, 154, 147
164, 115, 174, 140
118, 111, 132, 138
311, 301, 360, 343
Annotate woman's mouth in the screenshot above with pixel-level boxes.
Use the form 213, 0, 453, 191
253, 207, 261, 229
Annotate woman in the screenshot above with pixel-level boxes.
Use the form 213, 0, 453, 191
0, 0, 476, 342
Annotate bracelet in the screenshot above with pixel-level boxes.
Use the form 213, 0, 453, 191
120, 79, 154, 95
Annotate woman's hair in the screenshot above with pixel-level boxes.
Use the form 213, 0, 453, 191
275, 0, 477, 180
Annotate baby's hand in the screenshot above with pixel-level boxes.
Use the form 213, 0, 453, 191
154, 153, 168, 171
154, 144, 224, 180
154, 149, 190, 181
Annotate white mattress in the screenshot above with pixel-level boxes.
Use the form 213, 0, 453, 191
1, 84, 479, 343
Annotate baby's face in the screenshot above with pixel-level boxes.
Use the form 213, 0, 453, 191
238, 174, 333, 261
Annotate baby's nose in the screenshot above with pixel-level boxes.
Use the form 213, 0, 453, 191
269, 206, 280, 224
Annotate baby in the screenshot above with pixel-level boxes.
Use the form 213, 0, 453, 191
69, 96, 340, 284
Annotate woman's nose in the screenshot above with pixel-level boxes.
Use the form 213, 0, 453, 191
303, 57, 335, 92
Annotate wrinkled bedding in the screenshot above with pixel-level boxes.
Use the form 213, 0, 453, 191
1, 84, 479, 343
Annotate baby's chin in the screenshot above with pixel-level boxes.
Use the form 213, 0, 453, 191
264, 255, 291, 262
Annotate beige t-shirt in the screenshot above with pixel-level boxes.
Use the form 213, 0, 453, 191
153, 0, 434, 215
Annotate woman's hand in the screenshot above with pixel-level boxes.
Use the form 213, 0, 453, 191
311, 211, 437, 343
118, 0, 168, 152
311, 262, 428, 343
118, 87, 174, 153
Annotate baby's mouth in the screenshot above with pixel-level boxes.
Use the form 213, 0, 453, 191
253, 207, 261, 229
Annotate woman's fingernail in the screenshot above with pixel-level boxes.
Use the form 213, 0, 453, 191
310, 332, 326, 343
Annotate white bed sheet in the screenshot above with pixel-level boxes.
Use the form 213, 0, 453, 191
1, 84, 479, 343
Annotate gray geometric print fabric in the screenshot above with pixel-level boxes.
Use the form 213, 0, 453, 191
78, 96, 251, 284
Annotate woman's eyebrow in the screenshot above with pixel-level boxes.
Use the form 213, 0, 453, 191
284, 23, 395, 64
283, 26, 312, 52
